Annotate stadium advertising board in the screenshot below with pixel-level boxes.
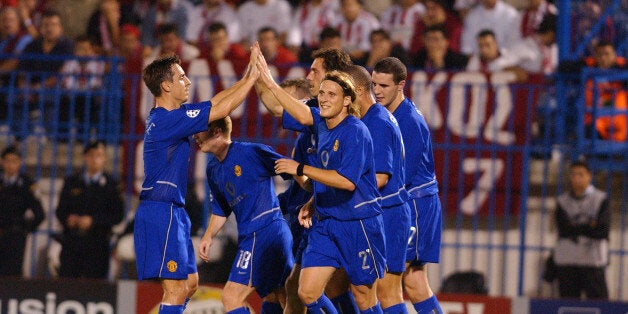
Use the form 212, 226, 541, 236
529, 298, 628, 314
434, 294, 512, 314
0, 279, 116, 314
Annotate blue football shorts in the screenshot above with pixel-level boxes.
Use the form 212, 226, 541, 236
406, 194, 442, 266
382, 202, 411, 273
228, 219, 294, 298
134, 201, 197, 280
302, 214, 386, 286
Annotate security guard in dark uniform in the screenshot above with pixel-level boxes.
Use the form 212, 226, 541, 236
55, 141, 124, 279
0, 145, 45, 277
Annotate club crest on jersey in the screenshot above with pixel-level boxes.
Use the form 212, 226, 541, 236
333, 139, 339, 151
234, 165, 242, 177
186, 109, 200, 118
167, 260, 177, 272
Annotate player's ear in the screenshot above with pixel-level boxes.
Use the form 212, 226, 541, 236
398, 80, 406, 91
161, 80, 171, 93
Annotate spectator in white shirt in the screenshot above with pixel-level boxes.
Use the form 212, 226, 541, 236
186, 0, 241, 48
333, 0, 380, 61
287, 0, 338, 51
60, 35, 106, 131
466, 29, 514, 72
461, 0, 521, 55
146, 23, 200, 66
379, 0, 425, 52
520, 0, 557, 39
237, 0, 293, 46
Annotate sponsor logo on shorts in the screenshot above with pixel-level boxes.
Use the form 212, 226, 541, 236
186, 109, 200, 118
234, 165, 242, 177
167, 260, 178, 272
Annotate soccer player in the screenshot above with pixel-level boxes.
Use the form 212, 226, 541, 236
195, 116, 294, 314
372, 57, 443, 313
256, 46, 356, 314
265, 68, 386, 313
134, 48, 260, 314
345, 64, 410, 313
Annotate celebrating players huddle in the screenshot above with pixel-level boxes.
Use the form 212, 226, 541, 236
135, 43, 443, 314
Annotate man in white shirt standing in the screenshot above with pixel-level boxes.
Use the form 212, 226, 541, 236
186, 0, 241, 47
332, 0, 380, 61
379, 0, 425, 52
461, 0, 521, 55
237, 0, 293, 46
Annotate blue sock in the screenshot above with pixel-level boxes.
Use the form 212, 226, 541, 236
227, 307, 251, 314
413, 295, 443, 314
183, 298, 190, 310
382, 303, 408, 314
261, 301, 283, 314
158, 304, 184, 314
305, 294, 338, 314
330, 291, 359, 314
360, 302, 383, 314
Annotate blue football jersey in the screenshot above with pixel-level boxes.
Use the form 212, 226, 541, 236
361, 104, 408, 208
206, 142, 287, 235
140, 101, 211, 205
311, 114, 382, 221
393, 98, 438, 198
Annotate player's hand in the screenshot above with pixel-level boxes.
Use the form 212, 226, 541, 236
298, 199, 314, 228
255, 44, 277, 88
275, 158, 299, 175
198, 235, 213, 263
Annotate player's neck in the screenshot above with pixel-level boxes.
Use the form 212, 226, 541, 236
325, 111, 348, 129
155, 96, 181, 111
388, 95, 405, 114
213, 140, 232, 162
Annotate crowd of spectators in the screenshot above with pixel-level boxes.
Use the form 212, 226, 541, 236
1, 0, 625, 87
0, 0, 568, 80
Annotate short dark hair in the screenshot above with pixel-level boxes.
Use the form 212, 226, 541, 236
424, 24, 449, 39
1, 145, 19, 159
370, 29, 390, 41
319, 26, 341, 41
84, 140, 105, 154
207, 116, 232, 136
595, 40, 615, 50
345, 64, 372, 92
157, 23, 179, 37
477, 29, 496, 39
258, 26, 278, 38
570, 160, 590, 172
41, 9, 61, 20
536, 13, 556, 34
280, 77, 310, 93
311, 48, 353, 72
143, 55, 182, 97
373, 57, 407, 83
207, 22, 227, 34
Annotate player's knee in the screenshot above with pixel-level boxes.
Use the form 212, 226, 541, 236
187, 281, 199, 298
297, 285, 319, 304
350, 284, 377, 310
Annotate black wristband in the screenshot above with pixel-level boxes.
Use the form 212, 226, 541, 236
296, 163, 305, 176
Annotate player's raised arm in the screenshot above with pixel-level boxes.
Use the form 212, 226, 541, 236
207, 43, 261, 123
255, 43, 314, 126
